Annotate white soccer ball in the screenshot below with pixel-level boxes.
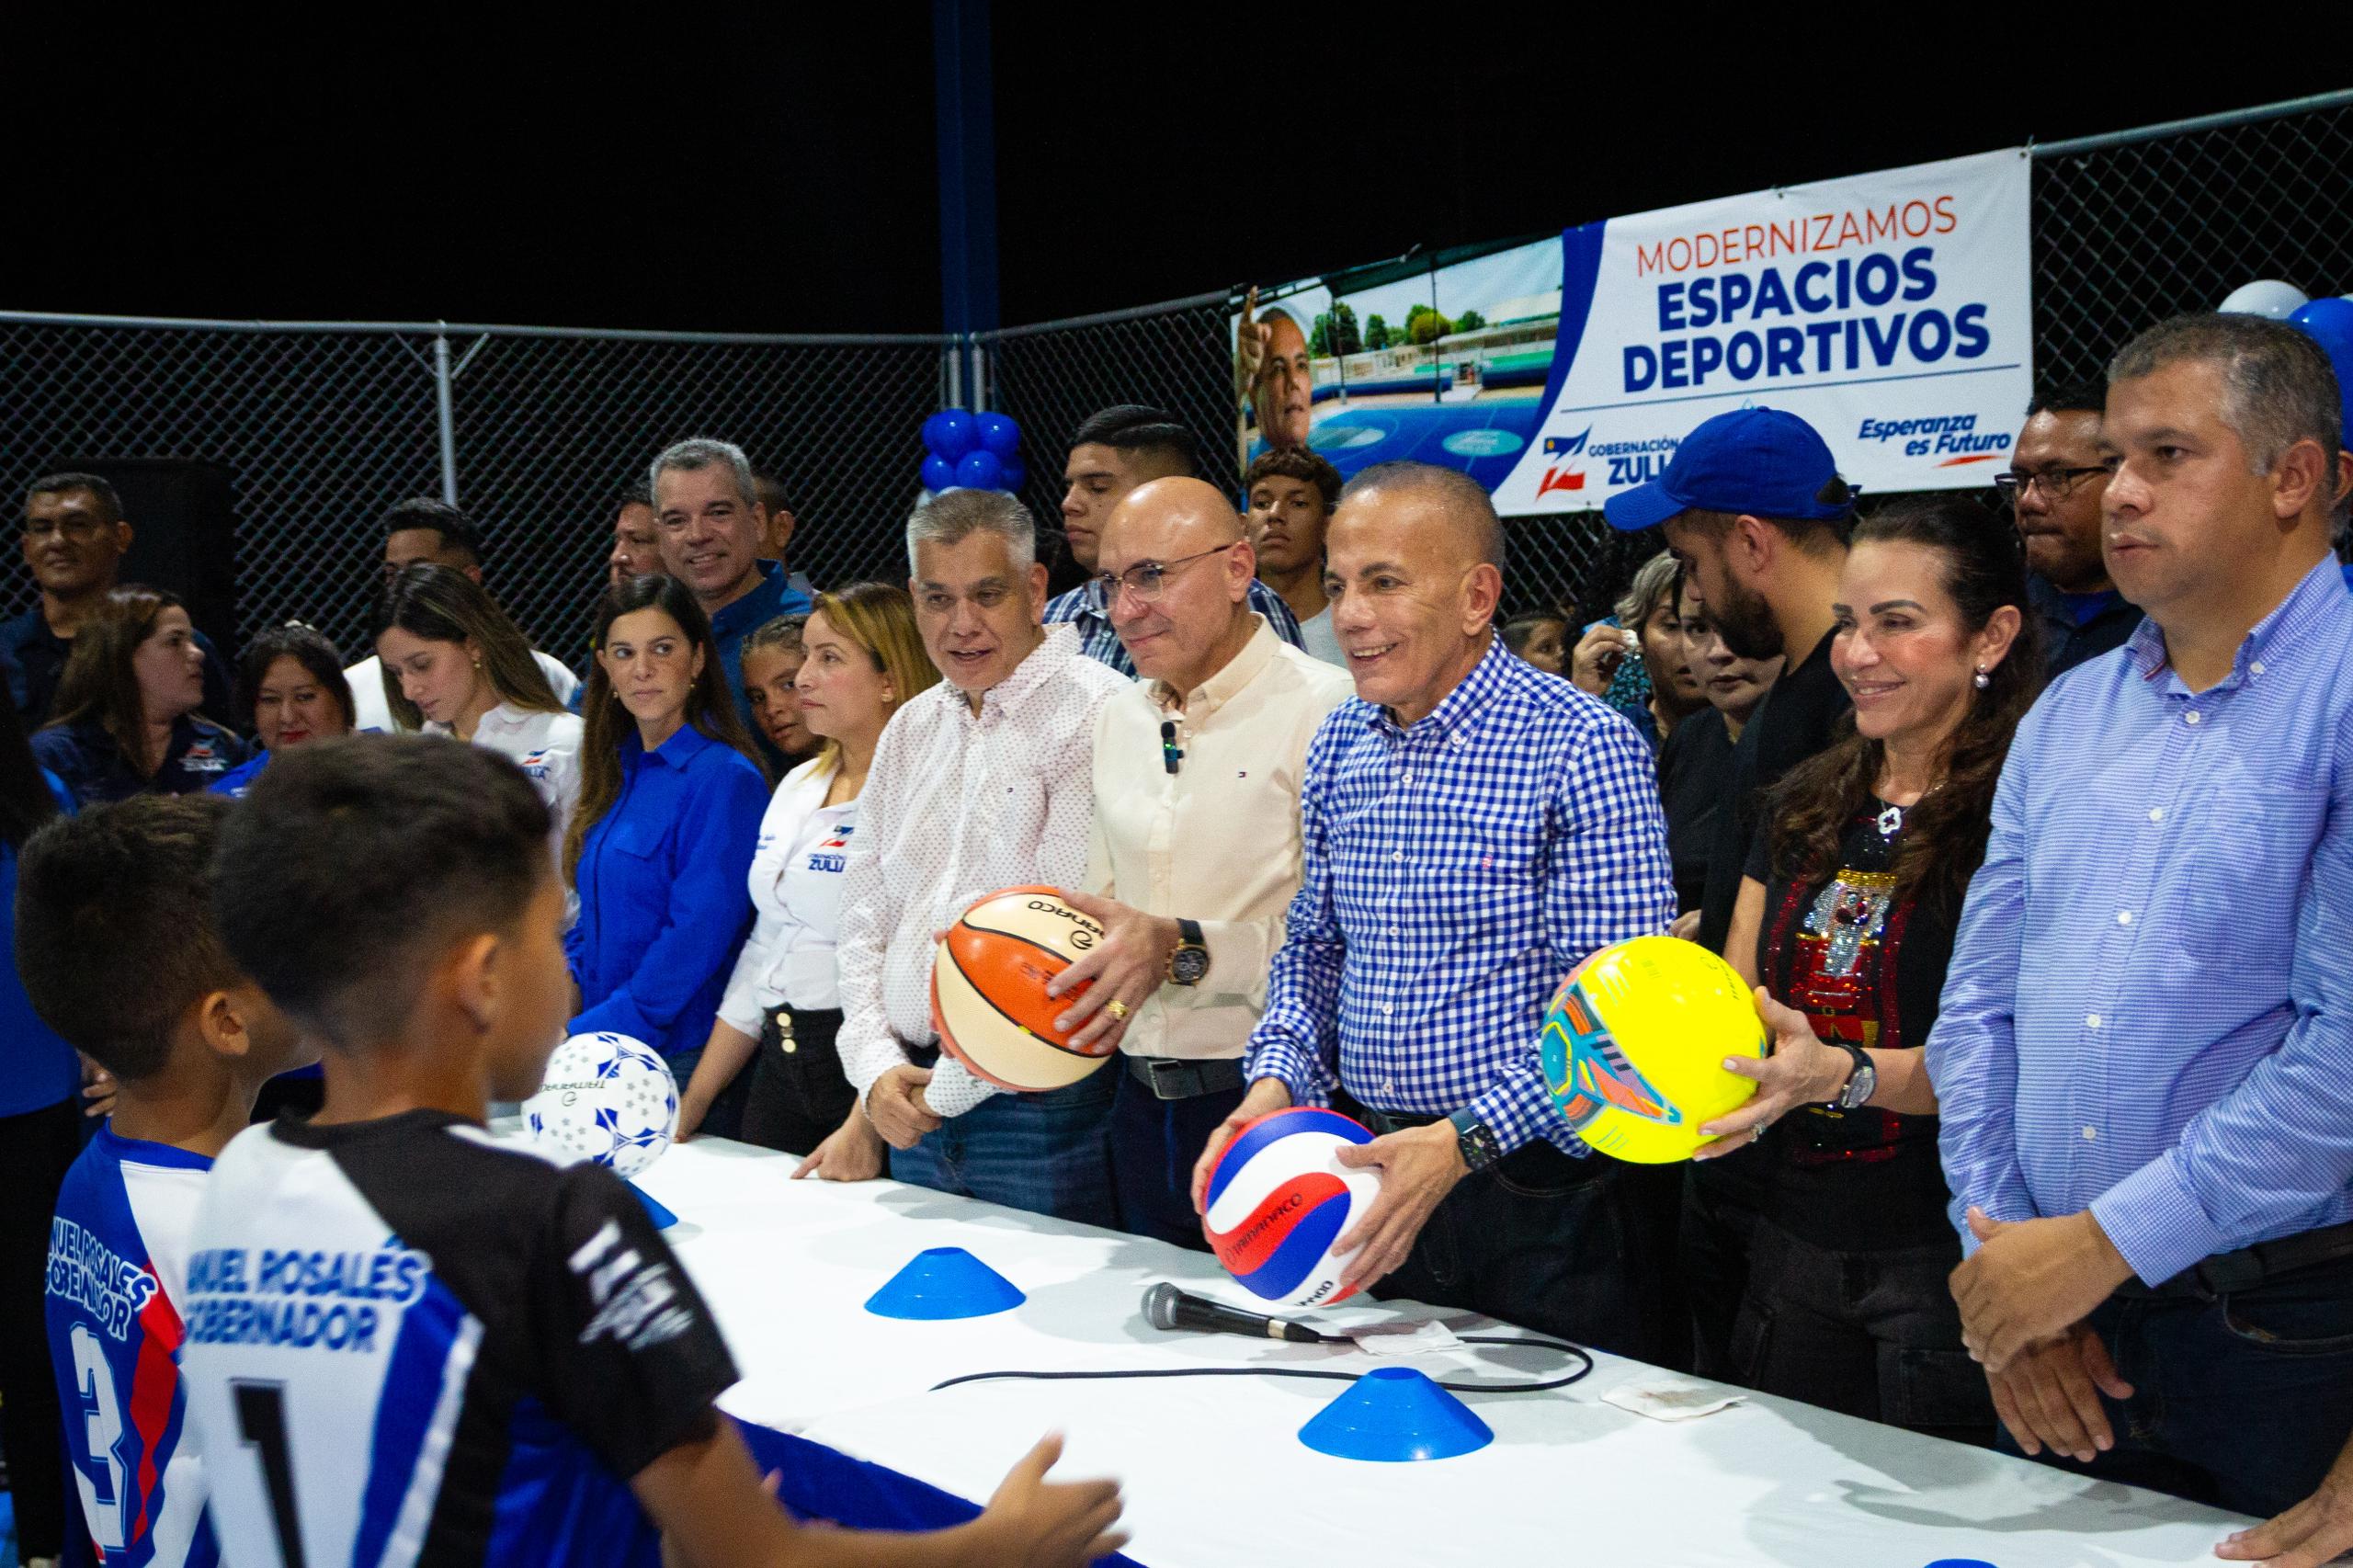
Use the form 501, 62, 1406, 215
522, 1032, 679, 1178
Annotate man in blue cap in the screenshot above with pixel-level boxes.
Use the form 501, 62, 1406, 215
1603, 404, 1857, 1378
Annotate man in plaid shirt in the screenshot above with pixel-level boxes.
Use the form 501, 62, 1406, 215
1193, 461, 1678, 1358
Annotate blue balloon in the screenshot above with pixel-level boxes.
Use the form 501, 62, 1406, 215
2289, 296, 2353, 341
920, 454, 957, 493
977, 411, 1021, 460
926, 409, 978, 460
955, 450, 1006, 490
2288, 298, 2353, 443
1002, 457, 1028, 492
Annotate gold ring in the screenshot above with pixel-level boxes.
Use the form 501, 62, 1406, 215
1104, 1000, 1131, 1020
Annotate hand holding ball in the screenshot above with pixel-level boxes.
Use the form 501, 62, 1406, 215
1540, 936, 1767, 1163
1200, 1108, 1383, 1310
931, 887, 1118, 1092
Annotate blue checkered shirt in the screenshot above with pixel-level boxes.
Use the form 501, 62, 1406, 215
1246, 637, 1676, 1153
1928, 557, 2353, 1285
1045, 578, 1305, 676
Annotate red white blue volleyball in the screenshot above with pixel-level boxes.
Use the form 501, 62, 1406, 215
1200, 1108, 1382, 1310
523, 1032, 680, 1179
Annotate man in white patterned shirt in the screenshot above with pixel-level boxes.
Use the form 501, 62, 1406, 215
835, 488, 1130, 1223
1037, 477, 1352, 1247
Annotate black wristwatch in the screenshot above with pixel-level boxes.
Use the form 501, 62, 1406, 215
1829, 1041, 1876, 1111
1165, 918, 1210, 987
1447, 1108, 1502, 1173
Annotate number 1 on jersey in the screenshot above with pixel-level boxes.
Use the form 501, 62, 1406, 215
234, 1380, 310, 1568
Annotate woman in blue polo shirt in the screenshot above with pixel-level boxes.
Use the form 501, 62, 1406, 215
0, 699, 77, 1565
565, 574, 770, 1138
31, 585, 246, 805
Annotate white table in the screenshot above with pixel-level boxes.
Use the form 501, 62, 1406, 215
638, 1139, 2252, 1567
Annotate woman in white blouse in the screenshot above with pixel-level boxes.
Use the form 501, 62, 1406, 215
377, 562, 585, 856
678, 583, 940, 1172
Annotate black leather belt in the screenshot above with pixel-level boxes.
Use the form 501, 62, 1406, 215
1124, 1054, 1245, 1101
2117, 1219, 2353, 1301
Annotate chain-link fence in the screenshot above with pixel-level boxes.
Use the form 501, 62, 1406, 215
2, 93, 2346, 684
0, 318, 949, 669
983, 291, 1237, 592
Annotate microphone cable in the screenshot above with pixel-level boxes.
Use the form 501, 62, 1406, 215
927, 1335, 1594, 1396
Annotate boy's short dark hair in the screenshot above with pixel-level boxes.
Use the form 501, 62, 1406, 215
1243, 447, 1344, 510
17, 796, 240, 1082
212, 733, 551, 1048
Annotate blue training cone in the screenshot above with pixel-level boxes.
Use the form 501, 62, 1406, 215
1298, 1366, 1494, 1461
630, 1182, 678, 1230
865, 1246, 1026, 1320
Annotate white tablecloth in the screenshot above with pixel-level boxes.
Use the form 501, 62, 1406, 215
637, 1138, 2251, 1567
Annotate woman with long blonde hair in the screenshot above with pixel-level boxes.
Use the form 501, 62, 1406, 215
681, 583, 938, 1168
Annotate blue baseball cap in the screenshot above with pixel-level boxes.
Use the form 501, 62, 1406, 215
1601, 407, 1854, 532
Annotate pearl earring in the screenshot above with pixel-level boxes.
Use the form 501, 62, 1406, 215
1972, 666, 1990, 689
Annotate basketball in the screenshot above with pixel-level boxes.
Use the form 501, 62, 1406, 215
930, 885, 1118, 1093
1200, 1108, 1383, 1311
522, 1032, 681, 1179
1539, 936, 1768, 1164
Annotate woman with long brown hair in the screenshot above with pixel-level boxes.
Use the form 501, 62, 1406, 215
32, 585, 246, 804
565, 574, 771, 1131
377, 562, 584, 850
1689, 495, 2042, 1443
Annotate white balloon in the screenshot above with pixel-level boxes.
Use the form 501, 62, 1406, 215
2218, 279, 2311, 320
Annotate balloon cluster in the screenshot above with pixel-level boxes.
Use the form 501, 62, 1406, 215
2220, 280, 2353, 438
921, 409, 1027, 494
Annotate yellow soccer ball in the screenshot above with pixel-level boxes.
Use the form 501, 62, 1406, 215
1538, 936, 1768, 1164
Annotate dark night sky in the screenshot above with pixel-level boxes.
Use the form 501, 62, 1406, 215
14, 13, 2345, 335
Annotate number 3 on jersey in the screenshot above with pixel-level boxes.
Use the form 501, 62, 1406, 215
69, 1323, 131, 1551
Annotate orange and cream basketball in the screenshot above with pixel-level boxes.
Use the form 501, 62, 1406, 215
929, 885, 1118, 1092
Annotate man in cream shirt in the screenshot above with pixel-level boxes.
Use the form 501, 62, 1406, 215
1044, 477, 1352, 1246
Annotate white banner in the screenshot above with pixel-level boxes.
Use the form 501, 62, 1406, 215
1493, 148, 2032, 515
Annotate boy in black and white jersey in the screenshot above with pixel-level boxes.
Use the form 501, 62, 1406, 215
183, 733, 1124, 1568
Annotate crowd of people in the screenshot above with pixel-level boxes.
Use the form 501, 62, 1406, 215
1, 307, 2350, 1567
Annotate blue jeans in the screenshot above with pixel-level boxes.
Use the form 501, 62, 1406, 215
2011, 1254, 2353, 1517
1107, 1066, 1244, 1251
889, 1070, 1118, 1228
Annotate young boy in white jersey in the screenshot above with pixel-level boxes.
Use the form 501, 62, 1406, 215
183, 733, 1124, 1568
22, 794, 314, 1568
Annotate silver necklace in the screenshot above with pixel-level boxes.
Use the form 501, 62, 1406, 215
1875, 801, 1905, 838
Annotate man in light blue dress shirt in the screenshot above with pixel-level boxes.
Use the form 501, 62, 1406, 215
1929, 313, 2353, 1524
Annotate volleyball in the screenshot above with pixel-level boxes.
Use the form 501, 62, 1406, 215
1539, 936, 1767, 1164
1200, 1108, 1383, 1310
931, 886, 1118, 1093
523, 1032, 681, 1179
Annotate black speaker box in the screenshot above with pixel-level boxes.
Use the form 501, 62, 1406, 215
52, 457, 238, 654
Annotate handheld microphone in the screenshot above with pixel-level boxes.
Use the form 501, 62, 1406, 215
1142, 1282, 1331, 1345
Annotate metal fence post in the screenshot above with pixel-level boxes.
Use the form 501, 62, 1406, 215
432, 324, 460, 506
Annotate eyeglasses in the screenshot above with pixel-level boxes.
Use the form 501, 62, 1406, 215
1994, 464, 2111, 505
1085, 543, 1236, 612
